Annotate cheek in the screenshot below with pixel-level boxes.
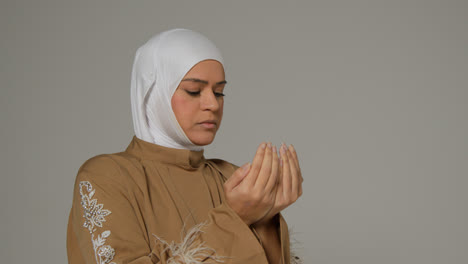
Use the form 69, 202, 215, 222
219, 100, 224, 115
171, 95, 185, 117
171, 94, 197, 126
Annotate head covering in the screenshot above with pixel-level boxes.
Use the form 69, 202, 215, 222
130, 28, 224, 151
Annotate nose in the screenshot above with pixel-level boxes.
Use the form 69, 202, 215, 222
200, 90, 220, 111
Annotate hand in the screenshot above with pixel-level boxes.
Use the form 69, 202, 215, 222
254, 143, 303, 226
224, 142, 280, 226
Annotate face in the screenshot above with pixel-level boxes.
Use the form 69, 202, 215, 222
171, 60, 226, 146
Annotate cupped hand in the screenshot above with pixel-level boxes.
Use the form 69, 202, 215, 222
224, 142, 280, 226
254, 143, 303, 225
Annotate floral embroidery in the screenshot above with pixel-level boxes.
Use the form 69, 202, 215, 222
79, 181, 116, 264
80, 181, 112, 233
93, 231, 116, 264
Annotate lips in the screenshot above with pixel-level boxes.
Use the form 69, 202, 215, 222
199, 119, 216, 124
198, 120, 217, 129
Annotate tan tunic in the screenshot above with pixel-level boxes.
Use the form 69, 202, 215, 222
67, 136, 292, 264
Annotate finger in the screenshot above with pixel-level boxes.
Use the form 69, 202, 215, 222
255, 142, 273, 188
280, 143, 292, 198
265, 145, 279, 192
244, 142, 267, 185
224, 163, 251, 191
288, 146, 300, 198
276, 151, 284, 198
292, 146, 304, 197
289, 144, 300, 171
289, 144, 303, 183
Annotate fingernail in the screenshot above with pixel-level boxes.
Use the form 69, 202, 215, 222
272, 146, 277, 154
280, 144, 286, 154
267, 142, 272, 148
261, 143, 266, 149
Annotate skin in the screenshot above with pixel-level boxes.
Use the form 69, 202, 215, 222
171, 59, 226, 146
171, 59, 303, 264
224, 143, 303, 264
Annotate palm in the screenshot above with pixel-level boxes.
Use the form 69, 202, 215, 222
255, 144, 303, 225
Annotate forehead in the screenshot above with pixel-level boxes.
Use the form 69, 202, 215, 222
183, 60, 225, 80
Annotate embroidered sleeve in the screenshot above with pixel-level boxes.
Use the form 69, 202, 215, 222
68, 156, 151, 264
79, 181, 116, 264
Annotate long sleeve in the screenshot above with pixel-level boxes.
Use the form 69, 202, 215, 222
67, 155, 277, 264
67, 156, 152, 264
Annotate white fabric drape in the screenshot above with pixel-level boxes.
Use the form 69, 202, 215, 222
130, 28, 224, 150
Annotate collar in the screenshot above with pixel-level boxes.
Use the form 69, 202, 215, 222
125, 135, 205, 170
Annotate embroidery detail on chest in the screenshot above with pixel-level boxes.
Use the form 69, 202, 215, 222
79, 181, 116, 264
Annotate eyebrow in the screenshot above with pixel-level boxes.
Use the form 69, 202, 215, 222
181, 78, 227, 85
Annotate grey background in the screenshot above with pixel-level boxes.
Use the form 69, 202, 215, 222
1, 0, 467, 263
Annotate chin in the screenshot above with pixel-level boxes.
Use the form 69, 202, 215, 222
189, 133, 217, 146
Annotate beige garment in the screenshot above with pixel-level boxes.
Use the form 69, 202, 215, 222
67, 136, 292, 264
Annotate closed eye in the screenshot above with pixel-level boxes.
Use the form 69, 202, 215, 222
185, 90, 200, 96
185, 90, 225, 98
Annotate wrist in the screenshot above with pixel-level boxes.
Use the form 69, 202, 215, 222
252, 214, 279, 230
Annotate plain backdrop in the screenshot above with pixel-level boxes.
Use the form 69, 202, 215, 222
1, 0, 467, 263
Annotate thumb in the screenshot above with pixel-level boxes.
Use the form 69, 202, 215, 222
224, 163, 251, 191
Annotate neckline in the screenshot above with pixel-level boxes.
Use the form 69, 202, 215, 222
125, 135, 205, 170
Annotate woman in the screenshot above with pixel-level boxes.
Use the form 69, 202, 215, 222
67, 28, 303, 264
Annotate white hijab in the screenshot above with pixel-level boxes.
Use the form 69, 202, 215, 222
130, 28, 224, 151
